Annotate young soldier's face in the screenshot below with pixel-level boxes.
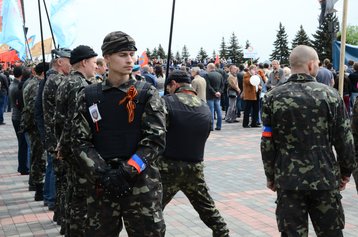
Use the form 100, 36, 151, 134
105, 51, 135, 76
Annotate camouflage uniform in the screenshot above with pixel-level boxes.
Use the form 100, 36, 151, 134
70, 78, 166, 237
350, 99, 358, 193
55, 70, 91, 236
261, 73, 357, 237
22, 76, 46, 186
43, 71, 67, 228
157, 84, 229, 237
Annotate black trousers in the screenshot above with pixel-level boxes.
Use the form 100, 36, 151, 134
243, 100, 259, 126
12, 119, 29, 173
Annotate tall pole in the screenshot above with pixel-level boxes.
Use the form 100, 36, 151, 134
21, 0, 33, 61
164, 0, 176, 95
338, 0, 348, 97
38, 0, 47, 80
42, 0, 57, 49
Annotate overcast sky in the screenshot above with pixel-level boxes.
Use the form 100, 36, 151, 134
24, 0, 358, 62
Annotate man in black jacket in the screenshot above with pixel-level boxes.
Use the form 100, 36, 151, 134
205, 63, 224, 130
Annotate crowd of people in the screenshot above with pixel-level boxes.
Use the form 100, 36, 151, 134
0, 32, 358, 237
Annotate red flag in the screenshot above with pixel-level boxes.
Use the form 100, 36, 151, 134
214, 55, 220, 65
139, 51, 148, 67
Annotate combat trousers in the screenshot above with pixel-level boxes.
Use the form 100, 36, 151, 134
275, 189, 344, 237
85, 165, 165, 237
158, 158, 230, 237
28, 129, 46, 184
66, 164, 88, 237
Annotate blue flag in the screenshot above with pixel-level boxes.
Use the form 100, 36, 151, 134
50, 0, 77, 48
0, 0, 26, 60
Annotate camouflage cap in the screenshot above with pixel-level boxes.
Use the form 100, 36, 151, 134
101, 31, 137, 56
51, 48, 71, 59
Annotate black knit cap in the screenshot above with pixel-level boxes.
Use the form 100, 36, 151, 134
101, 31, 137, 56
167, 70, 191, 84
70, 45, 98, 65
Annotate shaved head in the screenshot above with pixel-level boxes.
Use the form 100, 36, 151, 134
289, 45, 319, 76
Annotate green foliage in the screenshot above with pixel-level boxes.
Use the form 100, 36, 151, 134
197, 47, 208, 62
182, 45, 190, 60
291, 25, 312, 49
157, 44, 166, 60
270, 22, 290, 65
146, 48, 152, 59
227, 32, 243, 64
337, 25, 358, 45
219, 37, 228, 59
212, 50, 216, 60
152, 47, 158, 59
175, 51, 181, 62
311, 13, 339, 62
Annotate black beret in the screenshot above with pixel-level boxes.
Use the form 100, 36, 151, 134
34, 62, 50, 75
101, 31, 137, 56
167, 70, 191, 84
70, 45, 98, 65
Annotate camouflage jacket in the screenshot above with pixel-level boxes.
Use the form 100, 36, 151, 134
351, 100, 358, 164
43, 70, 65, 153
70, 78, 167, 183
261, 73, 356, 190
55, 71, 90, 155
21, 76, 41, 132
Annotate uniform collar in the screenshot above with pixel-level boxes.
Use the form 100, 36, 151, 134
102, 77, 136, 91
287, 73, 316, 82
175, 84, 197, 95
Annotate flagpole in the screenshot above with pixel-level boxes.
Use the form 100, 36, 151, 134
21, 0, 33, 61
37, 0, 47, 80
42, 0, 57, 49
164, 0, 176, 95
338, 0, 348, 97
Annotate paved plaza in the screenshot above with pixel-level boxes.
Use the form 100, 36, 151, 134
0, 112, 357, 237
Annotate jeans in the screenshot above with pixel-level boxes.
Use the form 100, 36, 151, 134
43, 152, 56, 206
207, 99, 222, 129
12, 119, 29, 173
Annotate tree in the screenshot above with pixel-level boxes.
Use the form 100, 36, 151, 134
245, 40, 251, 49
219, 37, 228, 59
337, 25, 358, 45
227, 32, 243, 64
270, 22, 290, 65
182, 45, 190, 60
152, 47, 158, 59
212, 50, 217, 60
146, 48, 152, 59
311, 13, 339, 62
157, 44, 166, 60
175, 51, 181, 62
291, 25, 312, 49
197, 47, 208, 62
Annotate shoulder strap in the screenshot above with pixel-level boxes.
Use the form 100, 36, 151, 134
84, 83, 103, 106
134, 80, 151, 104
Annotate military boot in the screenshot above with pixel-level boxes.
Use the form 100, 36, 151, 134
34, 183, 44, 201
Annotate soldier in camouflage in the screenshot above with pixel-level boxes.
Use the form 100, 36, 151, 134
350, 99, 358, 193
42, 48, 72, 229
157, 70, 230, 237
54, 45, 98, 236
70, 31, 166, 236
261, 45, 357, 237
22, 62, 49, 201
